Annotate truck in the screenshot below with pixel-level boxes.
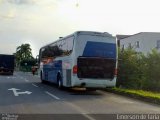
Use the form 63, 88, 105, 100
0, 54, 15, 75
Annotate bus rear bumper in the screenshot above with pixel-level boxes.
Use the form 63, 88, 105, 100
71, 77, 117, 88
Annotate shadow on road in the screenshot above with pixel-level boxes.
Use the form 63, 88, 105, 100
37, 81, 103, 96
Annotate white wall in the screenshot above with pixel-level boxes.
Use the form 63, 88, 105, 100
120, 32, 160, 54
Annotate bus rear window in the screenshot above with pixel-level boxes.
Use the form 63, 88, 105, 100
77, 57, 116, 79
82, 41, 116, 58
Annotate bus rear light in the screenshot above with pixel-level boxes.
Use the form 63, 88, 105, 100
114, 69, 118, 76
73, 65, 78, 74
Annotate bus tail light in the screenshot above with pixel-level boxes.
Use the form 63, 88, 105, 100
73, 65, 78, 74
114, 69, 118, 76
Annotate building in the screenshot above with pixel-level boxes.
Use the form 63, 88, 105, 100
118, 32, 160, 54
116, 35, 131, 46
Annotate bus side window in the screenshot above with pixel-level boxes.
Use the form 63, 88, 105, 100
61, 36, 74, 56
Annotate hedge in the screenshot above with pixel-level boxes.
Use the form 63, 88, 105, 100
117, 48, 160, 92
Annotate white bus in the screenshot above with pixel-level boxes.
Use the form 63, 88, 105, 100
39, 31, 118, 90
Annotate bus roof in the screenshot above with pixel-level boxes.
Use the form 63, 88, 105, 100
40, 31, 113, 50
75, 31, 113, 37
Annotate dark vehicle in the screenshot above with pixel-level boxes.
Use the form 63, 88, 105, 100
0, 54, 15, 75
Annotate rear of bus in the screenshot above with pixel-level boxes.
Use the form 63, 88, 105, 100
72, 31, 117, 88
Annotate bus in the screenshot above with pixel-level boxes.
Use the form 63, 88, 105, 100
39, 31, 118, 90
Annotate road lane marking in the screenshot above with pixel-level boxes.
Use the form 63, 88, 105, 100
7, 77, 16, 79
45, 91, 60, 100
66, 102, 96, 120
32, 83, 38, 87
25, 79, 29, 82
8, 88, 32, 96
82, 114, 96, 120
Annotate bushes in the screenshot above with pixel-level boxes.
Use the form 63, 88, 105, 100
117, 48, 144, 89
19, 59, 37, 72
117, 48, 160, 92
143, 49, 160, 91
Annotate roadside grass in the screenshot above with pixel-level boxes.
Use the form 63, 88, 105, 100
105, 87, 160, 105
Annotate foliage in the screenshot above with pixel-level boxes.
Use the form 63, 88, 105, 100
15, 43, 33, 66
20, 59, 37, 66
19, 59, 37, 72
112, 87, 160, 99
107, 88, 160, 105
142, 49, 160, 91
117, 48, 144, 89
117, 48, 160, 92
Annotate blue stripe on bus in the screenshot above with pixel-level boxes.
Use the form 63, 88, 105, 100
43, 60, 62, 83
83, 41, 116, 59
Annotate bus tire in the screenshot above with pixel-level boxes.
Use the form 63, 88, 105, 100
57, 74, 63, 89
41, 71, 45, 83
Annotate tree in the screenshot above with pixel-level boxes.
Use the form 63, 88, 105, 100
15, 43, 33, 66
117, 48, 160, 92
142, 49, 160, 91
117, 48, 144, 89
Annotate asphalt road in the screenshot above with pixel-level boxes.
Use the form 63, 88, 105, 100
0, 72, 160, 120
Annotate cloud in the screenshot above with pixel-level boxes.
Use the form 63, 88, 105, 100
1, 0, 58, 7
0, 10, 16, 19
2, 0, 36, 5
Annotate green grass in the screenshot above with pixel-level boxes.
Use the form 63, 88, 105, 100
106, 87, 160, 104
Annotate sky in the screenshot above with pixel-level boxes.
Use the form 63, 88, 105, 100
1, 0, 160, 57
